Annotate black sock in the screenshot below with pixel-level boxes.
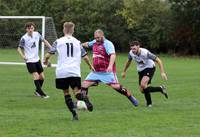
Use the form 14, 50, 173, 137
39, 80, 44, 87
143, 88, 152, 105
81, 87, 88, 96
114, 85, 129, 97
65, 95, 76, 116
78, 89, 93, 111
145, 86, 162, 93
34, 80, 45, 95
76, 92, 84, 100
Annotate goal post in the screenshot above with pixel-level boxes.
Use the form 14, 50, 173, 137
0, 16, 57, 66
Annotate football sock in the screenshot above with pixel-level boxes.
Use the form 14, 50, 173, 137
115, 86, 129, 96
81, 87, 88, 96
65, 95, 76, 116
145, 86, 162, 93
34, 80, 45, 95
143, 88, 152, 105
76, 92, 84, 100
39, 79, 44, 87
128, 96, 139, 106
77, 92, 93, 112
115, 86, 138, 106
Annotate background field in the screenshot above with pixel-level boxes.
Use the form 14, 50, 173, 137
0, 49, 200, 137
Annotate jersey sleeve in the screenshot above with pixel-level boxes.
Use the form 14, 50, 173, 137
128, 53, 133, 61
88, 40, 96, 47
104, 41, 115, 55
81, 45, 87, 57
38, 32, 44, 41
147, 51, 157, 61
18, 38, 25, 48
48, 41, 57, 54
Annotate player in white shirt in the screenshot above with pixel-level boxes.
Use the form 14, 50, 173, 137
44, 22, 94, 120
122, 41, 168, 107
17, 22, 52, 99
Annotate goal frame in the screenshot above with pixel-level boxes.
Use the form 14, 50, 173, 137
0, 16, 46, 66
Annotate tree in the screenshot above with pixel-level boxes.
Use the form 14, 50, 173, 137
170, 0, 200, 55
118, 0, 171, 52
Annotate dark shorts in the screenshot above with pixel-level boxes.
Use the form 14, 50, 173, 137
26, 60, 43, 74
138, 67, 156, 85
56, 77, 81, 90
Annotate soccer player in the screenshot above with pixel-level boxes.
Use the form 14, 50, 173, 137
81, 29, 138, 108
44, 22, 94, 120
121, 41, 168, 107
17, 22, 51, 98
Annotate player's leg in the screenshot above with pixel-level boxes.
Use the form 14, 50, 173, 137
140, 76, 152, 107
32, 72, 48, 98
56, 78, 78, 120
142, 67, 168, 105
36, 61, 49, 98
63, 89, 78, 120
27, 62, 47, 98
110, 83, 138, 106
81, 80, 98, 96
39, 72, 44, 87
70, 77, 93, 112
37, 60, 45, 88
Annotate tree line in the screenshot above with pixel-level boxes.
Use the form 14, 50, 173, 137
0, 0, 200, 55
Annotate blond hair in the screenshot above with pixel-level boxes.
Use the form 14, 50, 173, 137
63, 22, 75, 34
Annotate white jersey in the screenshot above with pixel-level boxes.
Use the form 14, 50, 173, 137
128, 48, 157, 72
49, 35, 87, 78
19, 32, 44, 63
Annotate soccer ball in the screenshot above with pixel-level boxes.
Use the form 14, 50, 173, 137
76, 100, 87, 110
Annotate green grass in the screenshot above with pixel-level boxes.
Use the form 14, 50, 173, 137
0, 49, 200, 137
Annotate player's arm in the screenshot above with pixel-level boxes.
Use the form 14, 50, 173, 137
82, 40, 96, 48
155, 57, 168, 80
39, 32, 52, 49
44, 41, 57, 65
43, 53, 52, 65
82, 42, 89, 48
42, 39, 52, 49
121, 60, 132, 79
17, 38, 27, 61
83, 55, 95, 71
147, 51, 167, 80
107, 53, 116, 72
121, 53, 132, 79
81, 45, 95, 71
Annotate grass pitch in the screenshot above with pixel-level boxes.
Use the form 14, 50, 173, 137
0, 49, 200, 137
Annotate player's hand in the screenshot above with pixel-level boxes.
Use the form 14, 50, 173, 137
161, 72, 168, 81
43, 60, 48, 65
106, 66, 112, 72
89, 65, 95, 71
121, 72, 126, 79
23, 55, 27, 61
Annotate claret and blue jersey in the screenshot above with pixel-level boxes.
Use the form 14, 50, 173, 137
88, 39, 116, 72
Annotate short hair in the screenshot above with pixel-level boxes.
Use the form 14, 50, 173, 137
129, 41, 141, 46
94, 29, 104, 36
25, 22, 35, 29
63, 22, 75, 34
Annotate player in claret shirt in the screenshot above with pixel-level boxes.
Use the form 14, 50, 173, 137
81, 29, 138, 108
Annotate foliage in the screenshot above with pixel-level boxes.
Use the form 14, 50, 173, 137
0, 0, 200, 55
118, 0, 171, 51
169, 0, 200, 55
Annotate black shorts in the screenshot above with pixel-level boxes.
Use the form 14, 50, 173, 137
56, 77, 81, 90
138, 67, 156, 85
26, 60, 43, 74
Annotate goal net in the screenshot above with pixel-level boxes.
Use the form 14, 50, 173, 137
0, 16, 57, 66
